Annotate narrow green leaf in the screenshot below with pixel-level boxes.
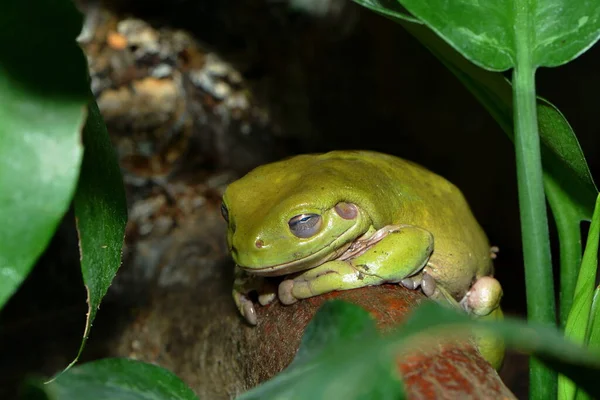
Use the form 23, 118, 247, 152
0, 0, 90, 309
577, 288, 600, 400
55, 101, 127, 375
400, 304, 600, 399
539, 101, 596, 326
238, 300, 405, 400
28, 358, 198, 400
559, 195, 600, 400
350, 0, 421, 24
588, 287, 600, 348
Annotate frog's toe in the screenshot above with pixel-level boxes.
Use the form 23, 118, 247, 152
278, 279, 299, 305
257, 279, 278, 306
462, 276, 503, 317
258, 292, 277, 306
233, 290, 258, 325
421, 273, 437, 297
400, 275, 421, 290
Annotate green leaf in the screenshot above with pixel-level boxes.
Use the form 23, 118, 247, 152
589, 287, 600, 348
241, 301, 600, 399
577, 288, 600, 400
289, 298, 380, 367
559, 194, 600, 399
399, 304, 600, 397
0, 0, 90, 309
238, 300, 405, 400
351, 0, 421, 23
392, 0, 600, 70
26, 358, 198, 400
533, 2, 600, 67
56, 101, 127, 374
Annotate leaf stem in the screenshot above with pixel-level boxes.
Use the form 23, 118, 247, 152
513, 1, 557, 398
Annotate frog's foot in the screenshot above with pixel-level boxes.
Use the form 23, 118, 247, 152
460, 276, 505, 370
459, 276, 503, 317
232, 289, 258, 325
279, 225, 433, 305
278, 261, 365, 305
233, 267, 277, 325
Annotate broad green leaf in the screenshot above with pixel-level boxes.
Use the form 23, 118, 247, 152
0, 0, 90, 309
238, 300, 405, 400
394, 0, 600, 70
534, 3, 600, 67
241, 301, 600, 400
559, 194, 600, 400
59, 101, 127, 373
26, 358, 198, 400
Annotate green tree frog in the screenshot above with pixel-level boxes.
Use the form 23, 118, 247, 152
221, 150, 504, 368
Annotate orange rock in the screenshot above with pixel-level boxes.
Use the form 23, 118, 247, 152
107, 31, 128, 50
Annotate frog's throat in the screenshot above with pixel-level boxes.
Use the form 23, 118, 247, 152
236, 226, 382, 277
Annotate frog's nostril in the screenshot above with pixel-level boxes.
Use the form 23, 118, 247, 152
255, 239, 264, 249
231, 245, 238, 255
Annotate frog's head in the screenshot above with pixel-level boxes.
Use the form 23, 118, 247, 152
221, 154, 374, 276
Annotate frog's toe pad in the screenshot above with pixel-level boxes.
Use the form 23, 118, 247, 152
421, 273, 437, 297
258, 292, 277, 306
401, 276, 421, 290
278, 279, 299, 305
462, 276, 503, 317
233, 290, 258, 325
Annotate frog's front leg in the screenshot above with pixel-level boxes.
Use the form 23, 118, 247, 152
232, 266, 277, 325
278, 225, 434, 304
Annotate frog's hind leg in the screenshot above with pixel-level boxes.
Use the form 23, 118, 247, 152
418, 269, 505, 370
278, 225, 434, 305
464, 277, 505, 370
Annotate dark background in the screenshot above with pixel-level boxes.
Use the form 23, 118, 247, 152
1, 1, 599, 398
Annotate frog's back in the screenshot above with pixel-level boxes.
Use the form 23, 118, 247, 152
317, 150, 493, 298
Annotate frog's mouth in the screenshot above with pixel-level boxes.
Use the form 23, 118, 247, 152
237, 226, 384, 277
237, 240, 354, 277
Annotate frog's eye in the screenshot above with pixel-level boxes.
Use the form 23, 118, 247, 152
288, 214, 322, 238
220, 202, 229, 223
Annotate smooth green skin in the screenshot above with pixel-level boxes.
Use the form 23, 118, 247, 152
223, 150, 504, 368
